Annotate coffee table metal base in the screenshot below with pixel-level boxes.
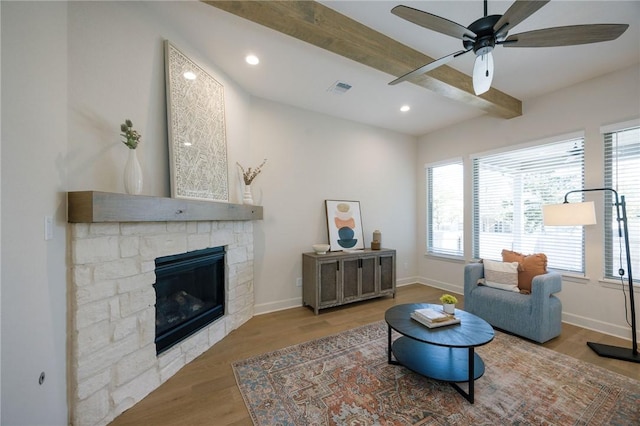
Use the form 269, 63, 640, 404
388, 332, 485, 403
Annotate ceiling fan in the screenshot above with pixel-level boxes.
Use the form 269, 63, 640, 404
389, 0, 629, 95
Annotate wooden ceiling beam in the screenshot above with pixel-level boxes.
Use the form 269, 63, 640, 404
203, 0, 522, 119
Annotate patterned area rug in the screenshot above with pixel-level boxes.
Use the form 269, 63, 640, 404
233, 321, 640, 425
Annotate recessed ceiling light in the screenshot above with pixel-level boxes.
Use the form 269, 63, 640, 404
245, 55, 260, 65
400, 105, 411, 112
183, 71, 196, 80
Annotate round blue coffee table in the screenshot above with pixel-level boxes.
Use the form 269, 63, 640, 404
385, 303, 494, 403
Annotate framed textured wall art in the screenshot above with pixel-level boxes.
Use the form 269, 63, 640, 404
325, 200, 365, 251
165, 40, 228, 201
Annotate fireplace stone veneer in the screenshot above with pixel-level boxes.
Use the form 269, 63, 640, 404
69, 219, 255, 426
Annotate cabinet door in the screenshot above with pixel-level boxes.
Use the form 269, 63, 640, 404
342, 258, 359, 300
379, 253, 395, 293
360, 256, 377, 296
319, 260, 339, 305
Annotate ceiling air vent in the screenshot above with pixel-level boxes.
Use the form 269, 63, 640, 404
327, 80, 352, 94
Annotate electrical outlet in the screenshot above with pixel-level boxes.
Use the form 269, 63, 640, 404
296, 277, 302, 287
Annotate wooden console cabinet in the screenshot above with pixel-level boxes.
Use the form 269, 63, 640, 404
302, 248, 396, 314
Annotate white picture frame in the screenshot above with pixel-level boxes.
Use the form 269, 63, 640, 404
165, 40, 229, 202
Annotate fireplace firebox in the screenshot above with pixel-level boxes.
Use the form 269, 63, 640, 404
154, 246, 225, 354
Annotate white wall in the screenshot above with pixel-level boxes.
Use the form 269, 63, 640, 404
249, 99, 417, 313
66, 1, 252, 201
417, 65, 640, 341
1, 2, 69, 424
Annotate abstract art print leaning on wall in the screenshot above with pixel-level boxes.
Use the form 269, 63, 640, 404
165, 40, 229, 202
325, 200, 365, 252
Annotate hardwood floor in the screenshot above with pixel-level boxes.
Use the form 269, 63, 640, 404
110, 284, 640, 425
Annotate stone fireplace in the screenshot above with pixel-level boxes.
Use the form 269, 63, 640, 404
67, 191, 262, 426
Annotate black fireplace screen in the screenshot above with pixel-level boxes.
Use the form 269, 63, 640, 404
154, 246, 225, 355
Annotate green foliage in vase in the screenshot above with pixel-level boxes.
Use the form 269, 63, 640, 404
120, 119, 141, 149
439, 294, 458, 304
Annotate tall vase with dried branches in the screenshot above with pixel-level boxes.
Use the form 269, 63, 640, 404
237, 159, 267, 205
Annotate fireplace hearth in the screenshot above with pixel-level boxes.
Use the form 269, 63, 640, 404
154, 246, 225, 354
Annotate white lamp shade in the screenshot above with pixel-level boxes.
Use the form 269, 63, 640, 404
473, 52, 494, 95
542, 201, 596, 226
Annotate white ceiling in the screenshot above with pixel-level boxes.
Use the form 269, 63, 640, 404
149, 1, 640, 136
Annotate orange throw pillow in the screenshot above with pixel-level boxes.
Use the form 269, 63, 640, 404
501, 249, 548, 294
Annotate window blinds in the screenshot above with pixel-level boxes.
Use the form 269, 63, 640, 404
604, 125, 640, 281
472, 138, 586, 272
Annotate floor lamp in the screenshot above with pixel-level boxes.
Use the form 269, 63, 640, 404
543, 188, 639, 363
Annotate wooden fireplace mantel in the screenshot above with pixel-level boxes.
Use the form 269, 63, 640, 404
67, 191, 263, 223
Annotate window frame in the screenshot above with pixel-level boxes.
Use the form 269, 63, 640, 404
426, 158, 464, 258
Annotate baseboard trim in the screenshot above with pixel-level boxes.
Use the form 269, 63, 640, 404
562, 312, 638, 344
415, 278, 464, 297
253, 280, 637, 343
396, 276, 420, 287
254, 297, 302, 316
255, 278, 421, 315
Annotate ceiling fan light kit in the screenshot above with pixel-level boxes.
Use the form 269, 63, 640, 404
389, 0, 629, 96
473, 53, 494, 95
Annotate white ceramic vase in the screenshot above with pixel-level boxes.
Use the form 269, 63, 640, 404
243, 185, 254, 205
124, 148, 143, 195
443, 303, 455, 314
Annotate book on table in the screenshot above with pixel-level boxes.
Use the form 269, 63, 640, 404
411, 307, 461, 328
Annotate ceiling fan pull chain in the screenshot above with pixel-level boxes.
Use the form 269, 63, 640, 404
485, 54, 491, 78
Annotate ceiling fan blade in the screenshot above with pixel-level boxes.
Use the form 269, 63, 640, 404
389, 49, 470, 86
493, 0, 550, 35
503, 24, 629, 48
392, 5, 476, 40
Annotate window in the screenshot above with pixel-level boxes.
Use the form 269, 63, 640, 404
472, 137, 586, 272
426, 160, 463, 257
604, 124, 640, 282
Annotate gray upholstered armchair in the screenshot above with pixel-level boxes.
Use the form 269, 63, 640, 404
464, 262, 562, 343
